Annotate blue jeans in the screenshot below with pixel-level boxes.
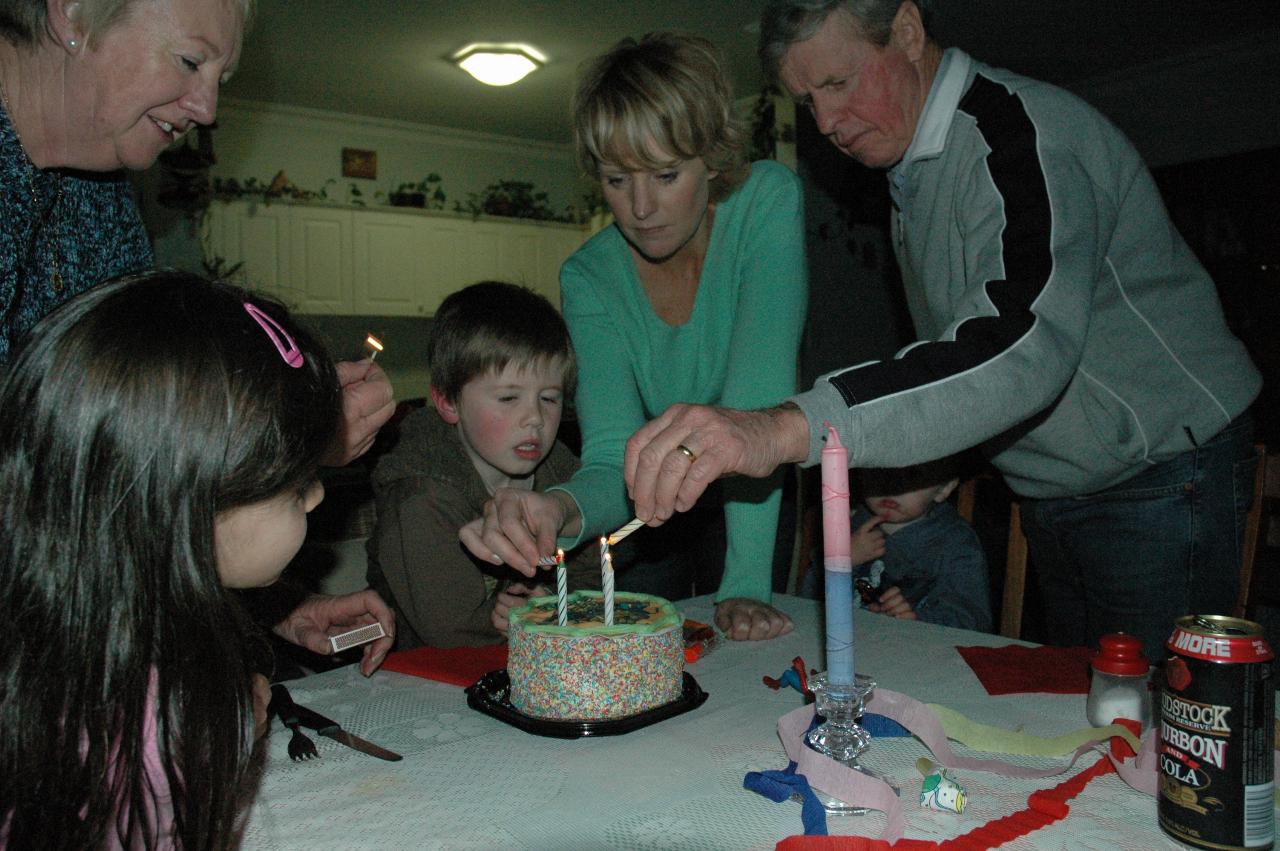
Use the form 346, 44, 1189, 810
1020, 415, 1256, 660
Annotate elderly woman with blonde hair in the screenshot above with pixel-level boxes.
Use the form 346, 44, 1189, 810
0, 0, 393, 465
463, 32, 807, 642
0, 4, 400, 840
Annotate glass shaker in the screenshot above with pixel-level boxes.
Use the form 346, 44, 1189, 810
1086, 632, 1152, 729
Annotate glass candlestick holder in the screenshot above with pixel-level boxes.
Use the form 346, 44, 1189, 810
805, 672, 901, 815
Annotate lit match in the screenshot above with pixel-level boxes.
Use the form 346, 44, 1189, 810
363, 333, 384, 361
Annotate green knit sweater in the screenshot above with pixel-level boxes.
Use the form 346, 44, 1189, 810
550, 160, 807, 603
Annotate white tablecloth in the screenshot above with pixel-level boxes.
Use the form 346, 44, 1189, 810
240, 594, 1185, 850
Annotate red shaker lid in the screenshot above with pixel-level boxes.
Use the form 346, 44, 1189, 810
1092, 633, 1149, 676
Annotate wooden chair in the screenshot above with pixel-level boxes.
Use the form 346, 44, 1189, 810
1001, 502, 1030, 639
1235, 443, 1278, 620
954, 474, 1028, 639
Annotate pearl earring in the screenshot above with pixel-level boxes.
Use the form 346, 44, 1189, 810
68, 38, 78, 49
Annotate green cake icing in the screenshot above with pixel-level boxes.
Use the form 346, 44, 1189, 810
514, 590, 682, 633
508, 590, 684, 720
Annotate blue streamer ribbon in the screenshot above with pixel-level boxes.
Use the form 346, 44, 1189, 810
743, 760, 829, 835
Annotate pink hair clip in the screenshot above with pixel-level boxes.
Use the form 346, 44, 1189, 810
244, 303, 303, 368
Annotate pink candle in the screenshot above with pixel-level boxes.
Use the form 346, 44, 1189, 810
821, 424, 855, 686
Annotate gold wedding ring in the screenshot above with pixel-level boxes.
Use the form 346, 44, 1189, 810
676, 444, 698, 463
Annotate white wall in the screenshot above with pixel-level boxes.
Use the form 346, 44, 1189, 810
210, 98, 592, 215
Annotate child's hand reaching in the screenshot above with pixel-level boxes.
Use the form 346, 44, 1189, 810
851, 514, 887, 565
868, 586, 918, 620
492, 582, 550, 634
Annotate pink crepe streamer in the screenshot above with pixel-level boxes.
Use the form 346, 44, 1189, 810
776, 678, 1280, 845
780, 705, 906, 843
775, 687, 1280, 844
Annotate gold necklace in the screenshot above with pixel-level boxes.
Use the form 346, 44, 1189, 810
0, 74, 64, 293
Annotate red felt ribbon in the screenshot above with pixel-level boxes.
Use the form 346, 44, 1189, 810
380, 643, 508, 687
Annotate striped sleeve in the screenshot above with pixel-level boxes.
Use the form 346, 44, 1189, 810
793, 74, 1098, 469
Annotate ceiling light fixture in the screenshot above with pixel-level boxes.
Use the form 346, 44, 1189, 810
452, 43, 546, 87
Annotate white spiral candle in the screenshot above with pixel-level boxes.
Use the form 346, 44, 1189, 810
602, 548, 614, 626
555, 548, 567, 626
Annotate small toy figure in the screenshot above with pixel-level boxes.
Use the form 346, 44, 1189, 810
917, 758, 967, 814
683, 619, 719, 663
763, 657, 813, 699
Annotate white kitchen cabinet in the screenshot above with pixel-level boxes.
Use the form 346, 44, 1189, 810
205, 200, 587, 315
352, 209, 430, 315
290, 207, 353, 313
205, 200, 292, 300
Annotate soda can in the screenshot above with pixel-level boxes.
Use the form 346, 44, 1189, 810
1160, 615, 1274, 850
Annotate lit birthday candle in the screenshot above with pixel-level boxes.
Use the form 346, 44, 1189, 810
362, 333, 384, 361
555, 548, 567, 626
821, 423, 855, 687
600, 537, 614, 626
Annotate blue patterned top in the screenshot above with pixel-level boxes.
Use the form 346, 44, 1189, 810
1, 101, 152, 363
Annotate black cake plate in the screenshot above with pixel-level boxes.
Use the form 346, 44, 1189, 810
465, 669, 708, 739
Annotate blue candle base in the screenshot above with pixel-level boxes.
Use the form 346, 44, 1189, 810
823, 569, 855, 687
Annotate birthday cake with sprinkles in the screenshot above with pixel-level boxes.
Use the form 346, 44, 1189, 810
507, 590, 684, 721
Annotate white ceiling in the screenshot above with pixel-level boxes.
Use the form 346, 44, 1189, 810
222, 1, 1280, 152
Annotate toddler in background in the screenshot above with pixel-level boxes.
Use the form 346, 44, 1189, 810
0, 271, 392, 849
367, 281, 599, 648
803, 458, 992, 632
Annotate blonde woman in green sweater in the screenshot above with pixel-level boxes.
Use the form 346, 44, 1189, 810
461, 33, 807, 641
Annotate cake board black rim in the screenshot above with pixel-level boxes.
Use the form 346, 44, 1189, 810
465, 669, 708, 739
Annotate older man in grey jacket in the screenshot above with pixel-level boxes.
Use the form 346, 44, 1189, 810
622, 0, 1261, 657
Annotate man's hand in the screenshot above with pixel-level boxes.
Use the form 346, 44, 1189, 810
713, 597, 794, 641
273, 590, 396, 676
624, 403, 809, 525
323, 360, 396, 466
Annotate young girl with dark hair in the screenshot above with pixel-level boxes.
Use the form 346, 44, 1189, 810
0, 270, 391, 849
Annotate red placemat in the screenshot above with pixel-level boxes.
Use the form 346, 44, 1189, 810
956, 644, 1094, 695
381, 643, 508, 687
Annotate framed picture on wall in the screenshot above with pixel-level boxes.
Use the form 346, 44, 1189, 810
342, 148, 377, 180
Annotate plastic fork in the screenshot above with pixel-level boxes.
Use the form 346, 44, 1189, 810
269, 683, 319, 762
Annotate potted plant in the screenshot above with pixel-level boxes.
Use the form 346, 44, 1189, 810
389, 173, 445, 209
458, 179, 555, 221
389, 182, 425, 208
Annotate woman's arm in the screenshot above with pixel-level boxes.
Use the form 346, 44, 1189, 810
549, 249, 652, 545
713, 164, 808, 606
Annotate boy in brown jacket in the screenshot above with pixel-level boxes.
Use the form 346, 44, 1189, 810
366, 282, 598, 648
